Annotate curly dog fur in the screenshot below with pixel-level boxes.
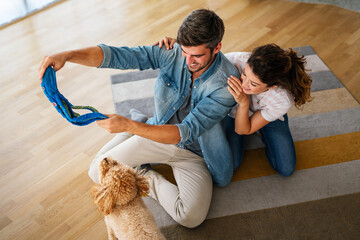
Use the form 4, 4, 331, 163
92, 157, 165, 240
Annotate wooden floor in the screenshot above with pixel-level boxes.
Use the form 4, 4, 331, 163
0, 0, 359, 239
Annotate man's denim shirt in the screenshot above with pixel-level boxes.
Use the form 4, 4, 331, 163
98, 43, 240, 186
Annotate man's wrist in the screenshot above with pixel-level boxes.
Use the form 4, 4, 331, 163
64, 50, 75, 62
125, 118, 140, 134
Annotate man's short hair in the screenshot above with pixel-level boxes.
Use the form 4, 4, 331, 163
177, 9, 224, 50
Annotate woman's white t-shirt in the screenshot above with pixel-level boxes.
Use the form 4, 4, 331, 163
225, 52, 294, 122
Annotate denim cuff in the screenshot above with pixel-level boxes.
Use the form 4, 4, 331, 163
97, 44, 111, 68
175, 123, 190, 148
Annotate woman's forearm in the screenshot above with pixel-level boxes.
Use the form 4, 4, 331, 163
234, 104, 252, 135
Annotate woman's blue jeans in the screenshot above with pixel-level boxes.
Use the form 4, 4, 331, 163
226, 114, 296, 176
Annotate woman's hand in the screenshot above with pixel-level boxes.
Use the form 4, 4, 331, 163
153, 36, 176, 50
227, 75, 249, 106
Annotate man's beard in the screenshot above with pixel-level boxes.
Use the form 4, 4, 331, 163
188, 54, 214, 73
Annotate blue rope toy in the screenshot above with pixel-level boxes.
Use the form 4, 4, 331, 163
41, 66, 108, 126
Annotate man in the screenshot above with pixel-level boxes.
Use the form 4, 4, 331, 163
39, 9, 240, 228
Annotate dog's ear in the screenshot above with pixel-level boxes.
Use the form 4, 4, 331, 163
99, 157, 119, 182
99, 158, 110, 181
91, 183, 116, 215
135, 173, 150, 197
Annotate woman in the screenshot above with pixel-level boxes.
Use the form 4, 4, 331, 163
155, 37, 312, 176
225, 44, 312, 176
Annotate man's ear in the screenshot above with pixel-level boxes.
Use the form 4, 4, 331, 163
213, 42, 222, 54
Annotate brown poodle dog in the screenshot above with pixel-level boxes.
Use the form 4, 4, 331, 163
92, 157, 165, 240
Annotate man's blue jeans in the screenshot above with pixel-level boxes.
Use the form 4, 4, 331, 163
226, 114, 296, 176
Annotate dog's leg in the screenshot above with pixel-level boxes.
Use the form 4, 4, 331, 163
105, 217, 118, 240
109, 229, 117, 240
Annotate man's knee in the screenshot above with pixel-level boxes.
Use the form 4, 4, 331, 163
173, 202, 210, 228
88, 156, 102, 184
174, 213, 206, 229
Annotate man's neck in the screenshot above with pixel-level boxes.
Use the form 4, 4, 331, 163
191, 54, 217, 81
191, 72, 202, 81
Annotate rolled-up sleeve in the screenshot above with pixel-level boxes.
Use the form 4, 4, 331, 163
176, 123, 190, 148
96, 43, 174, 70
97, 44, 112, 68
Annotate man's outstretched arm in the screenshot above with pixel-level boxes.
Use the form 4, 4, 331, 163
38, 46, 104, 79
97, 114, 181, 145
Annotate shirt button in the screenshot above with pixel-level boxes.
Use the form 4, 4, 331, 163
182, 96, 185, 98
162, 120, 164, 123
167, 83, 170, 86
173, 107, 176, 110
194, 86, 197, 88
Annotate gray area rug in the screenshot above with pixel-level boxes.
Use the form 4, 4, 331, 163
288, 0, 360, 12
160, 193, 360, 240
